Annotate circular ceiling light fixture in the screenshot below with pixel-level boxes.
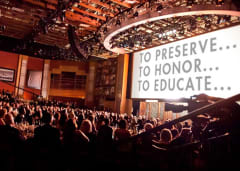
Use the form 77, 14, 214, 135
98, 0, 240, 54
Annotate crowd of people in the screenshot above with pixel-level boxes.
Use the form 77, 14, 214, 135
1, 89, 240, 170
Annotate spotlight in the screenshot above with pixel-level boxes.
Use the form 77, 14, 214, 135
179, 27, 185, 35
103, 27, 108, 33
129, 42, 134, 48
156, 4, 163, 12
133, 11, 138, 17
105, 15, 110, 21
196, 16, 202, 21
60, 11, 65, 22
223, 15, 231, 22
43, 25, 48, 34
166, 30, 172, 36
116, 19, 121, 26
158, 33, 162, 39
162, 33, 167, 40
217, 15, 230, 24
123, 41, 128, 48
119, 42, 124, 48
38, 49, 43, 55
110, 44, 116, 49
187, 0, 194, 8
205, 20, 211, 29
146, 37, 152, 43
216, 0, 224, 6
217, 16, 222, 24
39, 19, 48, 34
189, 19, 197, 31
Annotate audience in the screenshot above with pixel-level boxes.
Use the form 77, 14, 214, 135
0, 89, 240, 170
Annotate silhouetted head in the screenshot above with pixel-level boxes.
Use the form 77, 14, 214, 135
160, 128, 173, 143
144, 123, 153, 131
4, 113, 15, 126
80, 119, 92, 134
42, 112, 53, 125
119, 119, 128, 129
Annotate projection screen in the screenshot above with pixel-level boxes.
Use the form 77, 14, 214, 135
27, 70, 42, 90
131, 25, 240, 100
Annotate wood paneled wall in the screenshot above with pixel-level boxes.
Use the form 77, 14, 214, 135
0, 51, 19, 93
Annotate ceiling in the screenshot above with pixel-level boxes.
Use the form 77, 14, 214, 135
0, 0, 239, 61
0, 0, 140, 60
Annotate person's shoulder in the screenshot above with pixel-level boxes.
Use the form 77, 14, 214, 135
46, 125, 59, 132
114, 128, 120, 133
114, 128, 121, 135
7, 125, 19, 133
170, 136, 185, 146
107, 126, 113, 131
34, 125, 42, 131
3, 125, 21, 136
103, 125, 112, 131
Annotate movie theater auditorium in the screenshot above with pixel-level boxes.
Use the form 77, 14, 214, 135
0, 0, 240, 170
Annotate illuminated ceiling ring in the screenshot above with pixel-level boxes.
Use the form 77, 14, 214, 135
101, 3, 240, 54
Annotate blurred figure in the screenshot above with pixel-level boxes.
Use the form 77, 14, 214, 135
80, 119, 96, 151
170, 128, 193, 146
96, 118, 113, 157
139, 123, 155, 152
153, 128, 173, 149
80, 119, 93, 137
0, 113, 23, 171
114, 119, 131, 141
34, 112, 61, 147
160, 128, 173, 144
0, 109, 6, 125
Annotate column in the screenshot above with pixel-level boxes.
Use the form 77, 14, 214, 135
17, 55, 28, 96
85, 61, 96, 108
41, 60, 50, 99
115, 54, 129, 114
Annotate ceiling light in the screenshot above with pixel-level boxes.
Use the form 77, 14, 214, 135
124, 0, 137, 4
65, 44, 71, 49
79, 23, 90, 27
73, 3, 78, 7
11, 7, 24, 13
